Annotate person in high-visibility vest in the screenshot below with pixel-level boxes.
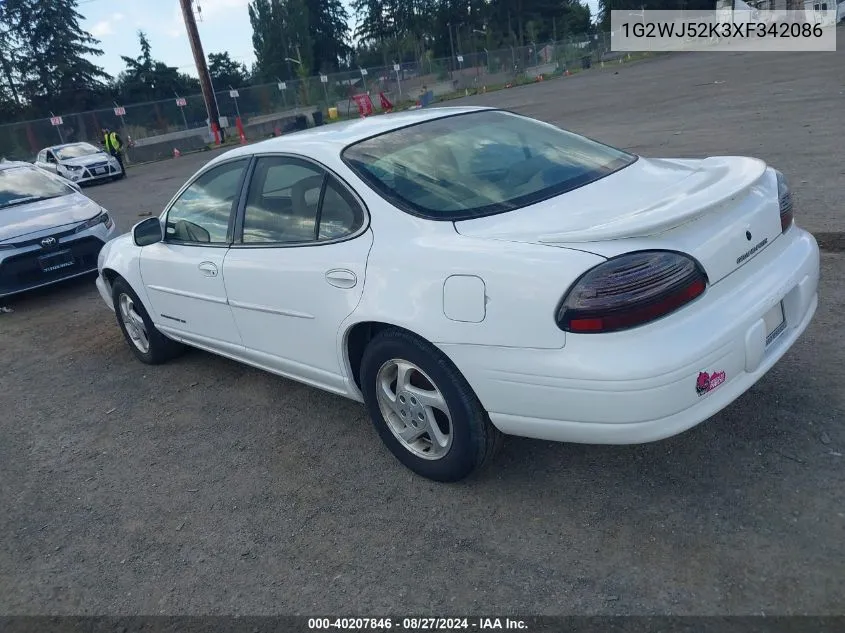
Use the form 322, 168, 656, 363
102, 127, 127, 178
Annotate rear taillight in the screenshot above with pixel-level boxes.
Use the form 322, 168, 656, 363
775, 170, 794, 232
556, 251, 708, 334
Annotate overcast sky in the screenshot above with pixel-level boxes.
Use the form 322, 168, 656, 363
78, 0, 600, 80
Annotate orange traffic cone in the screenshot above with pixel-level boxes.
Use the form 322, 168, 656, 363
173, 148, 181, 158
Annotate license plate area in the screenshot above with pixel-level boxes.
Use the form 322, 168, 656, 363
38, 249, 75, 273
764, 301, 787, 346
94, 167, 106, 174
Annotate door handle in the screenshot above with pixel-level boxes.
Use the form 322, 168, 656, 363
198, 261, 218, 277
325, 268, 357, 289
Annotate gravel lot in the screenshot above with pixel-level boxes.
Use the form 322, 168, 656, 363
2, 35, 844, 616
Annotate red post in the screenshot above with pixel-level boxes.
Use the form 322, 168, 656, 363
235, 116, 247, 144
211, 121, 221, 145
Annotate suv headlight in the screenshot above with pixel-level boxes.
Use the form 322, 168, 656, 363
60, 164, 83, 172
75, 210, 113, 233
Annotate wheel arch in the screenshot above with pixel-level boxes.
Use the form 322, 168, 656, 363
341, 320, 473, 402
101, 267, 120, 287
99, 238, 156, 320
344, 320, 402, 393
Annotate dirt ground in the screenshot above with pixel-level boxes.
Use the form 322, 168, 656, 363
1, 35, 844, 616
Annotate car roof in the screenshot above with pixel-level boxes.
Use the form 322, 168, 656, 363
208, 106, 497, 166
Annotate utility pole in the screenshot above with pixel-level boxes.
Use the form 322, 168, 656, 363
179, 0, 220, 138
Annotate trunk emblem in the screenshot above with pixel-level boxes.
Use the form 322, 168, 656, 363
737, 237, 769, 265
41, 236, 57, 248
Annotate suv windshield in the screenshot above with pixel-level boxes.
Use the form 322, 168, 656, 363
55, 143, 101, 160
0, 166, 73, 209
342, 110, 636, 220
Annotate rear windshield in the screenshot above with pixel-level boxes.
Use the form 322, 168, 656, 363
341, 110, 636, 220
0, 166, 72, 209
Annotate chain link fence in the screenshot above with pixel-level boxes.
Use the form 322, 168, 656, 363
0, 32, 628, 162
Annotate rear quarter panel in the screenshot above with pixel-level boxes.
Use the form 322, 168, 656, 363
340, 188, 606, 353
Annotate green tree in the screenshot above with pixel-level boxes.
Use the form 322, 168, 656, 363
350, 0, 597, 65
208, 52, 251, 89
250, 0, 349, 79
0, 0, 25, 112
304, 0, 352, 72
115, 31, 200, 103
249, 0, 313, 82
0, 0, 111, 116
351, 0, 391, 45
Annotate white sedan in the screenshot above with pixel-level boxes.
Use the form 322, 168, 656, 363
35, 142, 123, 184
95, 106, 820, 482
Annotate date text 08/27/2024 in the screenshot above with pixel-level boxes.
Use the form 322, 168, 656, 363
307, 618, 528, 630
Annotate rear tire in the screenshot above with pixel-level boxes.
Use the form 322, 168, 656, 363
360, 328, 502, 482
112, 278, 184, 365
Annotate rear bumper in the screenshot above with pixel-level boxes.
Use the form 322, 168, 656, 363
439, 227, 820, 444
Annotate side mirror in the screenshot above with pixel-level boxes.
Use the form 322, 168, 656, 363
133, 217, 163, 247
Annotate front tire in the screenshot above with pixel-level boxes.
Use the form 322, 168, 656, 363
360, 328, 502, 482
112, 278, 184, 364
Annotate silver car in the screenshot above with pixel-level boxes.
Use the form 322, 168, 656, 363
34, 142, 124, 185
0, 160, 118, 299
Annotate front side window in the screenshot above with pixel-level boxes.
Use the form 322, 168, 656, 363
0, 166, 73, 209
165, 159, 248, 244
241, 156, 365, 244
342, 110, 636, 220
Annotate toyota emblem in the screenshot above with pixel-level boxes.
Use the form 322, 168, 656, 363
41, 236, 57, 247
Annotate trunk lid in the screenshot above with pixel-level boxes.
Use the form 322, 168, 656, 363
454, 156, 783, 285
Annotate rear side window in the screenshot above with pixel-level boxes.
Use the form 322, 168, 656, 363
318, 177, 364, 241
239, 156, 365, 245
342, 110, 635, 220
242, 157, 326, 244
